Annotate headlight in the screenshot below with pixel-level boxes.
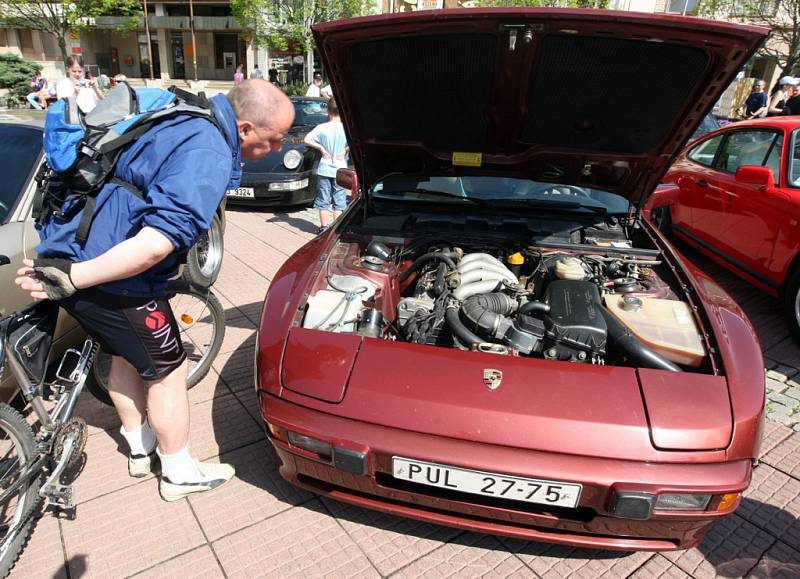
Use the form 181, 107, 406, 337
283, 149, 303, 170
654, 493, 711, 511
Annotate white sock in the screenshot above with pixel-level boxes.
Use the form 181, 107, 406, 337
157, 444, 201, 484
120, 417, 156, 457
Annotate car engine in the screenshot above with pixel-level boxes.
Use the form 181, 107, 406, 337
301, 236, 707, 372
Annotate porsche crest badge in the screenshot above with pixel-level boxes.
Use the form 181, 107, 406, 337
483, 368, 503, 390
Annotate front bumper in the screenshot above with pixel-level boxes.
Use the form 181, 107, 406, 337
260, 393, 751, 551
228, 171, 315, 206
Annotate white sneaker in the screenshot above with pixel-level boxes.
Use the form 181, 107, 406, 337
129, 451, 158, 478
159, 460, 235, 502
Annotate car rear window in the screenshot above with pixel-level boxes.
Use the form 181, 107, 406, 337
0, 125, 41, 223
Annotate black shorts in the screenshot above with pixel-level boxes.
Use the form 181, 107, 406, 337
60, 288, 186, 381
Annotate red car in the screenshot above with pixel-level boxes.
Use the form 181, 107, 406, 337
256, 9, 768, 551
653, 117, 800, 339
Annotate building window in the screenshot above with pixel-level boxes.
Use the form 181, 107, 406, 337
666, 0, 698, 13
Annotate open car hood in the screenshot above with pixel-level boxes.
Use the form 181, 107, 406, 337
313, 9, 767, 203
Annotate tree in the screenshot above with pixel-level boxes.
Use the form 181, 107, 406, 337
0, 0, 142, 62
696, 0, 800, 82
0, 53, 40, 102
231, 0, 375, 76
473, 0, 609, 8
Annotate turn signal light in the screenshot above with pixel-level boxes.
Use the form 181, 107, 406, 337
716, 492, 741, 511
266, 421, 285, 441
286, 430, 333, 461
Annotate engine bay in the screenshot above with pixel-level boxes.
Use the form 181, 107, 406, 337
300, 220, 711, 373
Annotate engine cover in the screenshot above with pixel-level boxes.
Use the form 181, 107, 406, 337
544, 280, 607, 359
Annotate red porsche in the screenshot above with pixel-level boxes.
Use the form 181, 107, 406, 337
256, 9, 768, 551
653, 116, 800, 340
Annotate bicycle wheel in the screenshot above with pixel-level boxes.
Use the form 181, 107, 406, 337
87, 285, 226, 406
0, 403, 41, 578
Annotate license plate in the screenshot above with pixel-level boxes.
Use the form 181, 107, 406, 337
227, 187, 255, 198
392, 457, 581, 508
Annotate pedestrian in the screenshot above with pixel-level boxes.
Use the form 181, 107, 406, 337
109, 73, 128, 89
56, 55, 103, 113
305, 72, 324, 97
785, 83, 800, 116
233, 63, 244, 86
249, 64, 264, 80
767, 76, 797, 116
743, 79, 768, 119
268, 67, 281, 87
26, 71, 47, 109
15, 80, 295, 501
303, 98, 349, 233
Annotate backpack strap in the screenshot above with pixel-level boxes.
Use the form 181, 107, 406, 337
73, 177, 146, 244
168, 85, 210, 108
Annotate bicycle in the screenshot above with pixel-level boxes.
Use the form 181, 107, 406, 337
0, 255, 95, 577
87, 281, 226, 405
0, 256, 226, 576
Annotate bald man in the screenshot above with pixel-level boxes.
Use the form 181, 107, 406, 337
16, 80, 294, 501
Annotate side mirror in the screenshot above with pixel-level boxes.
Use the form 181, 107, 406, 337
336, 168, 360, 200
735, 165, 774, 189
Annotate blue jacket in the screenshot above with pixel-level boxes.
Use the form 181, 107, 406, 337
37, 93, 242, 298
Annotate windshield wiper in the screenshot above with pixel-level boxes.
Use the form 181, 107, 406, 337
382, 189, 487, 205
490, 198, 608, 215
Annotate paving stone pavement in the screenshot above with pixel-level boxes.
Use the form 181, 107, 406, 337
10, 207, 800, 578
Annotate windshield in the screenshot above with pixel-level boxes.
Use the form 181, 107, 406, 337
0, 125, 41, 223
292, 99, 328, 127
371, 175, 630, 214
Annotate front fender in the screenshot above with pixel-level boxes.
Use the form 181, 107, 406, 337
644, 221, 765, 461
641, 184, 681, 220
257, 233, 335, 397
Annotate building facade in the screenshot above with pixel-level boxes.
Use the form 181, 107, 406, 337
0, 0, 265, 83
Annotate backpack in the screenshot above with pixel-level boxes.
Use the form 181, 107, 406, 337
34, 81, 224, 245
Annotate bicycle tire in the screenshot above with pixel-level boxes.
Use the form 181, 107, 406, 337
87, 285, 226, 406
0, 403, 42, 578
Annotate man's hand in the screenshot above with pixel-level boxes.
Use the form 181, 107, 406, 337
15, 258, 77, 301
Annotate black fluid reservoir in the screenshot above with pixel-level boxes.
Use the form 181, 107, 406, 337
358, 308, 384, 338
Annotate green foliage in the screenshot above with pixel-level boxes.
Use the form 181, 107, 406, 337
231, 0, 376, 53
473, 0, 609, 7
283, 80, 309, 96
696, 0, 800, 79
0, 53, 41, 102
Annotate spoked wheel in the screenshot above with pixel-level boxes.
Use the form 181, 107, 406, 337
0, 404, 41, 578
182, 214, 224, 287
87, 284, 226, 406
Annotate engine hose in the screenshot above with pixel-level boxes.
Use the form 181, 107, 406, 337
445, 307, 483, 346
398, 253, 457, 283
600, 309, 681, 372
461, 293, 517, 336
518, 301, 551, 317
434, 262, 447, 297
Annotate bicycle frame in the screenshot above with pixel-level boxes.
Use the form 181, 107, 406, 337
0, 303, 97, 509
